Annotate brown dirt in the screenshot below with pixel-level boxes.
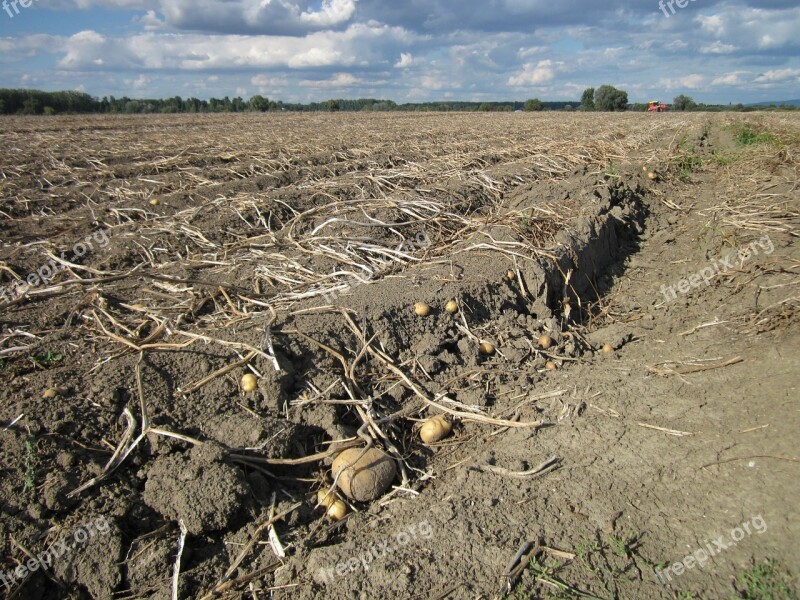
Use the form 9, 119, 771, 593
0, 112, 797, 600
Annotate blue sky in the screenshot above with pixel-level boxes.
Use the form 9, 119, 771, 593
0, 0, 798, 104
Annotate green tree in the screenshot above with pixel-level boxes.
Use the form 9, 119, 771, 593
673, 94, 697, 111
580, 87, 595, 111
523, 98, 544, 112
249, 94, 269, 112
325, 99, 340, 112
594, 85, 628, 111
22, 97, 40, 115
478, 102, 493, 112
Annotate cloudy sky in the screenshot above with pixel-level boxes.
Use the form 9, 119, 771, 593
0, 0, 798, 104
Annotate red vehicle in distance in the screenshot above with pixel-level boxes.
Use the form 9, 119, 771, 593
648, 100, 669, 112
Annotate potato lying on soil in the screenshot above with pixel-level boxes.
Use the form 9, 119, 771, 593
327, 499, 348, 521
241, 373, 258, 392
419, 414, 452, 444
414, 302, 431, 317
332, 448, 396, 502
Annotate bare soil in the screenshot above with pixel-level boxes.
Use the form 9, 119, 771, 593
0, 112, 797, 600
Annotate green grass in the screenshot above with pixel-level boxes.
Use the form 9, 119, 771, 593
673, 149, 703, 181
735, 126, 777, 146
732, 560, 797, 600
712, 151, 734, 167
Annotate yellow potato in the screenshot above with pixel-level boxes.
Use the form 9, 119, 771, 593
420, 415, 452, 444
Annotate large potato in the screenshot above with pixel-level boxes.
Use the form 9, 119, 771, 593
332, 448, 396, 502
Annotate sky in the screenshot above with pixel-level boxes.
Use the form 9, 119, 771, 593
0, 0, 798, 104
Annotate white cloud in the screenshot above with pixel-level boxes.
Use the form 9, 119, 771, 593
300, 72, 362, 87
517, 46, 548, 59
135, 10, 165, 31
701, 41, 736, 54
711, 71, 751, 86
659, 74, 705, 90
508, 59, 562, 86
299, 0, 357, 28
122, 73, 149, 90
754, 69, 800, 84
251, 74, 287, 87
395, 52, 415, 68
49, 23, 416, 71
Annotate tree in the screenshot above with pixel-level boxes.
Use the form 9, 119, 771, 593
249, 95, 268, 111
524, 98, 544, 112
581, 87, 595, 111
563, 104, 573, 111
478, 102, 493, 112
22, 97, 40, 115
673, 95, 697, 111
325, 99, 340, 112
594, 85, 628, 111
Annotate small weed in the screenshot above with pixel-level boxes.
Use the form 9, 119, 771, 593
529, 556, 607, 599
732, 559, 797, 600
603, 163, 620, 180
23, 434, 37, 492
607, 533, 637, 560
32, 350, 64, 367
713, 151, 733, 167
735, 126, 777, 147
576, 541, 601, 575
673, 150, 703, 181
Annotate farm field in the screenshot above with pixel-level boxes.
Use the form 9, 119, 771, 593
0, 112, 798, 599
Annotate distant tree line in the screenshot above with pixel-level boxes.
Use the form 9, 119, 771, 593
0, 88, 796, 116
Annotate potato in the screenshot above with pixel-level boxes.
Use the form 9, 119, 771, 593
479, 341, 496, 356
327, 499, 348, 521
332, 448, 396, 502
419, 414, 452, 444
414, 302, 431, 317
445, 300, 458, 314
241, 373, 258, 392
538, 334, 553, 349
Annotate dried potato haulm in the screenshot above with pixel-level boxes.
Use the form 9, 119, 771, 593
332, 448, 396, 502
